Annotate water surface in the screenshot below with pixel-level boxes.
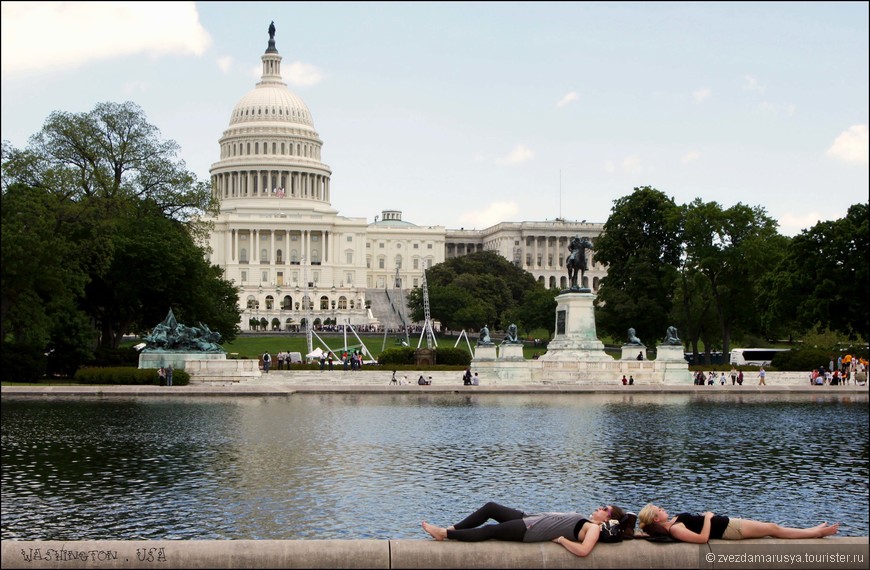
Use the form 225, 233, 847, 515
2, 393, 867, 540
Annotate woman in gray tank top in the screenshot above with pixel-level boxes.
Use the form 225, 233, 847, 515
422, 502, 635, 558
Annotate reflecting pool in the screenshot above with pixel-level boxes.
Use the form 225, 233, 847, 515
1, 393, 867, 540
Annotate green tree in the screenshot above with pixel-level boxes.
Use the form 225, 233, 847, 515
759, 202, 869, 340
408, 251, 543, 333
593, 186, 683, 344
680, 199, 787, 359
2, 102, 239, 362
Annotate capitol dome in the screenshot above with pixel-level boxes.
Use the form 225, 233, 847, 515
229, 80, 314, 128
210, 26, 332, 209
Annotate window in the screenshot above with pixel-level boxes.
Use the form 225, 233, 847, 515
240, 248, 248, 263
262, 271, 268, 282
338, 297, 348, 309
346, 273, 353, 284
414, 243, 419, 249
379, 243, 384, 248
347, 236, 353, 242
261, 248, 269, 261
346, 252, 353, 264
427, 243, 433, 249
378, 258, 385, 269
241, 271, 247, 282
265, 296, 274, 310
413, 258, 419, 269
395, 255, 402, 269
246, 296, 258, 309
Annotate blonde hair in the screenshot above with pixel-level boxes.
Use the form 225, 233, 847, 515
637, 503, 658, 529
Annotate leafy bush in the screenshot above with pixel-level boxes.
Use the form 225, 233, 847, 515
89, 346, 140, 367
0, 342, 47, 382
434, 346, 472, 366
772, 347, 831, 371
74, 367, 189, 385
377, 347, 416, 365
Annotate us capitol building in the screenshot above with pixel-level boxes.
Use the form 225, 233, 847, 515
206, 26, 605, 331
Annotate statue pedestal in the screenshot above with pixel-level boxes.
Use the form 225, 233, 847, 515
622, 345, 647, 360
538, 292, 609, 361
498, 344, 524, 360
474, 344, 497, 361
656, 345, 685, 361
139, 351, 226, 370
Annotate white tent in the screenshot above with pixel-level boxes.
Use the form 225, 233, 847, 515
305, 347, 324, 359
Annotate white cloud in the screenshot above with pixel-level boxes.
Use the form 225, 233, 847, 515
778, 211, 825, 237
496, 144, 534, 165
286, 61, 323, 86
556, 91, 579, 108
122, 80, 149, 96
217, 56, 234, 74
458, 201, 520, 228
603, 161, 616, 173
756, 101, 798, 116
681, 151, 701, 164
1, 2, 211, 76
692, 87, 711, 103
742, 74, 765, 93
621, 155, 643, 174
826, 125, 869, 164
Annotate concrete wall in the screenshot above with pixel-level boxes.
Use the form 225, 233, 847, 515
2, 539, 867, 569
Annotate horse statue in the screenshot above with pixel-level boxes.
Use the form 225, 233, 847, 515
566, 236, 593, 290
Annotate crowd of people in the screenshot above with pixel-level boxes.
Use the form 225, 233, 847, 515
421, 500, 838, 558
811, 353, 868, 386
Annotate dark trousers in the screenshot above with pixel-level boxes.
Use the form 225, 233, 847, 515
446, 502, 527, 542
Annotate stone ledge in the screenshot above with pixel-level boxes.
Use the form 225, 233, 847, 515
2, 538, 866, 569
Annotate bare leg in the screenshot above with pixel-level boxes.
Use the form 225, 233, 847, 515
739, 520, 840, 539
422, 521, 448, 541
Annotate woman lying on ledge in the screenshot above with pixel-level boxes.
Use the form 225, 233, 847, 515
637, 503, 839, 543
422, 501, 635, 557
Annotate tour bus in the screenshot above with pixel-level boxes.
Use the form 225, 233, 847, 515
729, 348, 790, 367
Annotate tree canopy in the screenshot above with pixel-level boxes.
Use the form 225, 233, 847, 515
407, 251, 554, 335
2, 102, 240, 374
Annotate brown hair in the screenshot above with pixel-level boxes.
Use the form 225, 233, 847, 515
608, 505, 636, 539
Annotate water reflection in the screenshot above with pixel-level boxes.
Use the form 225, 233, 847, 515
1, 393, 867, 540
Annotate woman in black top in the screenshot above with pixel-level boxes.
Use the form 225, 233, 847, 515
637, 504, 840, 543
422, 502, 635, 557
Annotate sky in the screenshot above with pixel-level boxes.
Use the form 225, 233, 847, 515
2, 2, 868, 236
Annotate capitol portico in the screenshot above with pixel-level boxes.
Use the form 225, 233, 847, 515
206, 26, 604, 331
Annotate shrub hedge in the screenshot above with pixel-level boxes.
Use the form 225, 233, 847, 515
74, 367, 190, 386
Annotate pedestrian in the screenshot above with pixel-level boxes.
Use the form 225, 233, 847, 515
390, 370, 398, 385
758, 366, 766, 386
166, 364, 174, 386
621, 375, 628, 385
737, 370, 744, 385
472, 373, 479, 386
729, 367, 738, 385
262, 352, 271, 373
158, 366, 166, 386
628, 375, 634, 385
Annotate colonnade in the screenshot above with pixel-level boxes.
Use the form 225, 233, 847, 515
224, 228, 332, 266
213, 169, 330, 201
